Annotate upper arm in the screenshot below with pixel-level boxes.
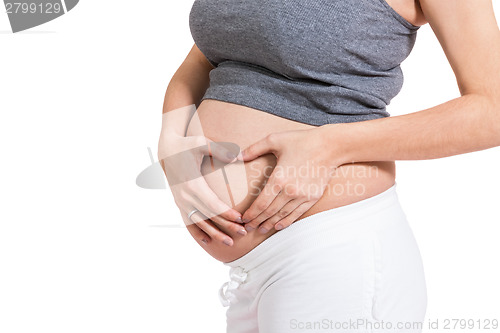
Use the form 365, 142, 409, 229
419, 0, 500, 99
186, 43, 216, 71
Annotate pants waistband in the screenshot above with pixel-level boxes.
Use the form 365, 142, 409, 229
224, 182, 405, 270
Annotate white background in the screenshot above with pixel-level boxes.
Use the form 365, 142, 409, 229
0, 1, 499, 332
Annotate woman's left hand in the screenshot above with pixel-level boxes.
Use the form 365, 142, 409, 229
238, 126, 344, 233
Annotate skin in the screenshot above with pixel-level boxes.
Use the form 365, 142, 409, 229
184, 101, 395, 262
159, 0, 500, 262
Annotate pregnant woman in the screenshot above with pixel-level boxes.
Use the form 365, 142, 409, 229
158, 0, 500, 332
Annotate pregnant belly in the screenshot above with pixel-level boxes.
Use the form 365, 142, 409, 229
185, 99, 396, 263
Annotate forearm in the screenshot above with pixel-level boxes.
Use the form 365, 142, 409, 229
323, 94, 500, 165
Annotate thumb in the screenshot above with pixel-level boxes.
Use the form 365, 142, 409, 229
238, 137, 275, 162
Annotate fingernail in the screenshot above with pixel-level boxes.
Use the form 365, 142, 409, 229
236, 216, 243, 223
227, 152, 237, 160
241, 218, 250, 223
237, 228, 247, 236
275, 224, 283, 230
245, 225, 254, 232
223, 238, 233, 246
259, 227, 268, 234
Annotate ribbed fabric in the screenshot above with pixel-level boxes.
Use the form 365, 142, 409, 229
189, 0, 420, 126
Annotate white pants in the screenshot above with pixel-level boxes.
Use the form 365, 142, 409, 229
218, 183, 427, 333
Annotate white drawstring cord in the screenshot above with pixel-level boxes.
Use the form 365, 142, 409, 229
218, 266, 248, 307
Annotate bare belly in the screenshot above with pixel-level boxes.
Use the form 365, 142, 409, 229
185, 99, 396, 263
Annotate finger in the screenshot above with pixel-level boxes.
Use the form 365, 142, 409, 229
258, 198, 306, 233
197, 138, 239, 163
180, 210, 210, 245
189, 210, 234, 246
176, 198, 203, 228
192, 177, 243, 222
185, 224, 210, 245
178, 198, 237, 246
244, 192, 292, 232
192, 195, 247, 237
209, 141, 241, 163
241, 171, 284, 223
239, 134, 276, 162
274, 201, 316, 231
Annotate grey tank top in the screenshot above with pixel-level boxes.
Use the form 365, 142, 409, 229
189, 0, 420, 126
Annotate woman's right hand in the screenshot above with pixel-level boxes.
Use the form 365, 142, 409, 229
158, 132, 247, 246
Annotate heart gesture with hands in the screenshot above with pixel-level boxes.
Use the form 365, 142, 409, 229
238, 127, 343, 233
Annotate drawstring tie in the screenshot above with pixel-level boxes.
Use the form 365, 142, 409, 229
218, 266, 247, 307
